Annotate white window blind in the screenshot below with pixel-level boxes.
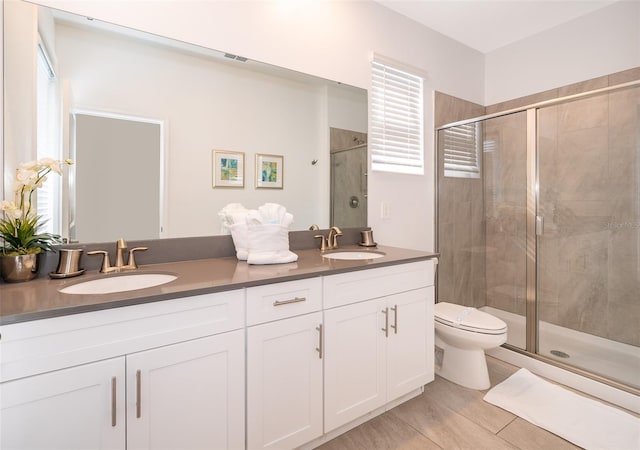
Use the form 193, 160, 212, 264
36, 40, 62, 234
370, 60, 424, 175
443, 123, 481, 179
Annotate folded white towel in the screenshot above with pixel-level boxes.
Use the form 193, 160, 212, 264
247, 223, 298, 265
221, 203, 296, 263
229, 223, 249, 260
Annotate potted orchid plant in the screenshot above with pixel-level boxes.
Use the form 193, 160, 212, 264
0, 158, 73, 282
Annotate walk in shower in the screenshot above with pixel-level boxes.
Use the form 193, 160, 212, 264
436, 81, 640, 393
330, 127, 368, 228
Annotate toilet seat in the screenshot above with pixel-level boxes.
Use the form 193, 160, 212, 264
435, 302, 507, 335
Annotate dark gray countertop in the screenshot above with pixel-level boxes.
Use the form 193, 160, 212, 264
0, 245, 437, 325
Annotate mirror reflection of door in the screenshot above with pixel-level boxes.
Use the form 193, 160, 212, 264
72, 113, 162, 242
330, 128, 367, 228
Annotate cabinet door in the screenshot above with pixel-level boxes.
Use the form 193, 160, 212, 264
247, 312, 323, 450
386, 287, 434, 401
126, 330, 244, 450
0, 357, 125, 450
324, 299, 387, 432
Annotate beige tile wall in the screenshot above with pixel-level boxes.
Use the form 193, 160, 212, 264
330, 128, 368, 228
436, 67, 640, 346
537, 85, 640, 345
435, 92, 486, 307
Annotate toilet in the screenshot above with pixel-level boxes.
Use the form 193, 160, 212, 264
434, 302, 508, 390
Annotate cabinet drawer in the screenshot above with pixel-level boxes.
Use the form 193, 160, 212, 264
0, 289, 245, 382
246, 277, 322, 326
323, 260, 434, 309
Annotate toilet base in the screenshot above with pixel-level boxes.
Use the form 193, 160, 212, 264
435, 334, 491, 390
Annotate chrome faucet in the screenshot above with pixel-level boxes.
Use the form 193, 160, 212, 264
88, 239, 148, 273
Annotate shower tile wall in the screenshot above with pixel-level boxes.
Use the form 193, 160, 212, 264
435, 92, 486, 307
537, 85, 640, 346
330, 128, 368, 228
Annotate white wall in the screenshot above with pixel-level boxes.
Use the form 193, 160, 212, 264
24, 0, 486, 251
3, 0, 37, 198
485, 1, 640, 105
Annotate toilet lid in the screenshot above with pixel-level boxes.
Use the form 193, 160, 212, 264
435, 302, 507, 335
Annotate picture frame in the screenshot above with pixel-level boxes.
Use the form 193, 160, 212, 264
212, 150, 244, 188
255, 153, 284, 189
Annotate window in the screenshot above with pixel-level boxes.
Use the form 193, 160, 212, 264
442, 123, 481, 179
370, 59, 424, 175
36, 39, 62, 234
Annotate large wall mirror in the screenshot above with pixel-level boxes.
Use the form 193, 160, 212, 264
3, 2, 368, 244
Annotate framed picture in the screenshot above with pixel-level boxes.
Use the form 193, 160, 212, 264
212, 150, 244, 188
255, 153, 283, 189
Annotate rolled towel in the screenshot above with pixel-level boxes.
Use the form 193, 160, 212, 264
246, 209, 264, 226
218, 203, 248, 234
281, 212, 294, 228
258, 203, 286, 224
246, 223, 298, 265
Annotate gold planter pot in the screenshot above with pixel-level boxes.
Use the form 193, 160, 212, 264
0, 253, 40, 283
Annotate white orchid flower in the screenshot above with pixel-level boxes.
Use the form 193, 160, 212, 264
16, 168, 38, 187
20, 160, 39, 171
0, 200, 23, 219
39, 157, 63, 175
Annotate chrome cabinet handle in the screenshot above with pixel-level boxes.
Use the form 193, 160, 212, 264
390, 304, 398, 334
273, 296, 306, 306
111, 377, 117, 427
316, 324, 323, 359
136, 370, 142, 419
382, 307, 389, 337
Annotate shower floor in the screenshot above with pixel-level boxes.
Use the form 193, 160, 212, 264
482, 307, 640, 390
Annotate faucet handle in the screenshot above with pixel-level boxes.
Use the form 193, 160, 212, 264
87, 250, 112, 273
314, 235, 328, 252
126, 247, 148, 269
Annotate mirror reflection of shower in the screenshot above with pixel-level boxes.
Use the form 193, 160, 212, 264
330, 128, 367, 228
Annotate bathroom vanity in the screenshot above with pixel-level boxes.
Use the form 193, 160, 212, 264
0, 244, 436, 450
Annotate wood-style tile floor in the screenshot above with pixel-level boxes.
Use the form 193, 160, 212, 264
317, 356, 583, 450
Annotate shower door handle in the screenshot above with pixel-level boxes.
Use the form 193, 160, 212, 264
536, 216, 544, 236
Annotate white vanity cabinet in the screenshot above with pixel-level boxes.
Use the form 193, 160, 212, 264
1, 357, 126, 450
0, 256, 437, 450
126, 330, 245, 450
0, 290, 246, 450
246, 278, 323, 450
323, 260, 435, 432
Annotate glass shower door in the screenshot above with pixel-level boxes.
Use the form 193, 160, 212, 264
536, 86, 640, 389
437, 111, 529, 351
481, 112, 529, 350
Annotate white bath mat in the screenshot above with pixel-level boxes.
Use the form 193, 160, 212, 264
484, 368, 640, 450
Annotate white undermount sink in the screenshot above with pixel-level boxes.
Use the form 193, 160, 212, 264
322, 251, 385, 260
59, 273, 177, 295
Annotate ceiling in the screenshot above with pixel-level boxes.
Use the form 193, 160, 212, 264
375, 0, 619, 53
